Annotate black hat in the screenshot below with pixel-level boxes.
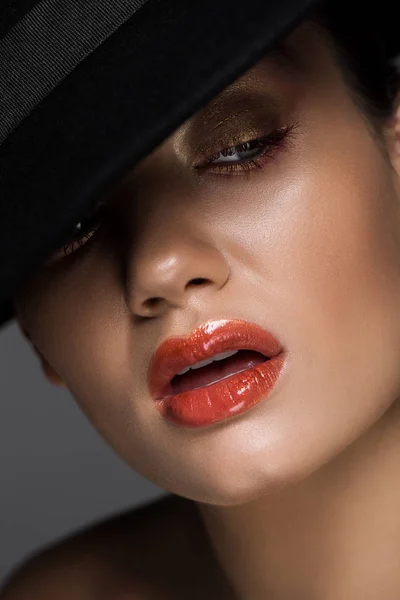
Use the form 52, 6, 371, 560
0, 0, 399, 331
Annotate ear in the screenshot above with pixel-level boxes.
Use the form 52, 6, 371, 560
39, 359, 68, 389
18, 322, 68, 389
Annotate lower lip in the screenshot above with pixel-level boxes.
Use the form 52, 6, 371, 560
155, 352, 286, 428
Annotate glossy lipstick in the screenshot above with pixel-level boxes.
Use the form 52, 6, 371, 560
148, 319, 286, 428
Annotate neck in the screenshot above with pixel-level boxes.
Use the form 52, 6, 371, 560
194, 398, 400, 600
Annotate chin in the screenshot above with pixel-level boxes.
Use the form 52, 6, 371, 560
162, 444, 330, 508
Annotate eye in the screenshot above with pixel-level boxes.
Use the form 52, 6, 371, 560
196, 124, 296, 177
211, 137, 270, 163
53, 201, 109, 259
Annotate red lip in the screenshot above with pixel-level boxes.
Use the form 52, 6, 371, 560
148, 319, 286, 427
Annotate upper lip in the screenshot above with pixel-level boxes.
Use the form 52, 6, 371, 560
148, 319, 283, 400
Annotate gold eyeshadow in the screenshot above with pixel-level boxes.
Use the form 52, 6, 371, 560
180, 90, 283, 165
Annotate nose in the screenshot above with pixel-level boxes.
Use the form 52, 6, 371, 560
127, 227, 231, 319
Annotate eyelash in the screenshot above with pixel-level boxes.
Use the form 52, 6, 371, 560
56, 122, 296, 258
56, 203, 109, 259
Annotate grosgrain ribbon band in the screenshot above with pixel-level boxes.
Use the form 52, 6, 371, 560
0, 0, 149, 146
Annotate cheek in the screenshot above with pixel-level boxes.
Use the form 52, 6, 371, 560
280, 129, 400, 352
13, 251, 135, 418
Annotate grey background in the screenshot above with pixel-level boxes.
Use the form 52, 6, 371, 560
0, 319, 166, 586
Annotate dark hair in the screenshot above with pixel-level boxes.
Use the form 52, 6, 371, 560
312, 0, 400, 126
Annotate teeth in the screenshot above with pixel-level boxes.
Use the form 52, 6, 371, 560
176, 349, 239, 376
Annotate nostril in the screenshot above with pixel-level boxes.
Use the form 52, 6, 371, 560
145, 297, 161, 309
143, 280, 208, 311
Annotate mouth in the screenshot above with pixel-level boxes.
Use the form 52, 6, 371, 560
148, 318, 283, 401
169, 348, 270, 396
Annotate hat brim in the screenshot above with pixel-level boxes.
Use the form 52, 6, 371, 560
0, 0, 397, 330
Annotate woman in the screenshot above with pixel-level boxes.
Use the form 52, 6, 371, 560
1, 0, 400, 597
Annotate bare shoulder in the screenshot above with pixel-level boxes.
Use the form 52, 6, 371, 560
0, 494, 235, 600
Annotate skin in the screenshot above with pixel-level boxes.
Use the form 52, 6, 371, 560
11, 19, 400, 599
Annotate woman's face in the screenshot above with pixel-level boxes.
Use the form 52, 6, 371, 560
14, 22, 400, 505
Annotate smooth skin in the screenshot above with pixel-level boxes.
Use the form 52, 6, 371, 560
4, 19, 400, 600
